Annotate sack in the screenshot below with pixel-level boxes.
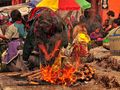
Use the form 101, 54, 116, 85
109, 36, 120, 55
109, 27, 120, 55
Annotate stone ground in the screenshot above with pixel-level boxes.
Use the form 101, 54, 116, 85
0, 74, 110, 90
0, 67, 119, 90
0, 46, 120, 90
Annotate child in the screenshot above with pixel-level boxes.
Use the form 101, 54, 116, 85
70, 22, 90, 67
90, 27, 103, 41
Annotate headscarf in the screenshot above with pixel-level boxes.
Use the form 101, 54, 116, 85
23, 7, 68, 63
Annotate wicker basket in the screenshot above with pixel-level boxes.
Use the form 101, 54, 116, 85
109, 36, 120, 55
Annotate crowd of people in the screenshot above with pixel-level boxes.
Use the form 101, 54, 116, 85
90, 10, 120, 47
0, 7, 120, 72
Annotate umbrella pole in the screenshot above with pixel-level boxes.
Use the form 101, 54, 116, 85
75, 11, 80, 22
63, 11, 73, 20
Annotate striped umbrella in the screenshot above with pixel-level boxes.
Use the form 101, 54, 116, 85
36, 0, 80, 11
76, 0, 91, 10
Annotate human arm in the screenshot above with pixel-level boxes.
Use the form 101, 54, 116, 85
104, 25, 112, 33
0, 34, 7, 39
38, 40, 61, 61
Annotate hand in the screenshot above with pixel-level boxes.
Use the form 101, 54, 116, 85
45, 49, 59, 61
50, 49, 59, 58
0, 34, 7, 39
45, 54, 51, 61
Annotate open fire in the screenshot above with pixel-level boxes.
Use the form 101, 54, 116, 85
37, 64, 95, 86
22, 45, 95, 86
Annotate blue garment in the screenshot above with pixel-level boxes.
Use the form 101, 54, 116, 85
14, 23, 27, 38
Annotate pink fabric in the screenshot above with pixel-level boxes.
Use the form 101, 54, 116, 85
97, 38, 104, 41
0, 15, 4, 20
12, 0, 22, 5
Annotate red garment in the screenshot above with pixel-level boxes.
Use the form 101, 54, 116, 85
7, 22, 12, 26
12, 0, 22, 5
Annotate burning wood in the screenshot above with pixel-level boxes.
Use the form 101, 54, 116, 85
20, 51, 95, 86
20, 64, 95, 86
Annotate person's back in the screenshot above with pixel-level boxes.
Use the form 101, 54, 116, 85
2, 10, 27, 40
105, 19, 120, 38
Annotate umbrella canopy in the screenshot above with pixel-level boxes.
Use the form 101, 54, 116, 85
36, 0, 80, 11
76, 0, 91, 10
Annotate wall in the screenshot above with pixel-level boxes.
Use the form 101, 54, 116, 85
102, 0, 120, 22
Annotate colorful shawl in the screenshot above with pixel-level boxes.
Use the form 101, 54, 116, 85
23, 7, 68, 66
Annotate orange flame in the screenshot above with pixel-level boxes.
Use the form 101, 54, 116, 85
38, 41, 94, 86
40, 64, 77, 86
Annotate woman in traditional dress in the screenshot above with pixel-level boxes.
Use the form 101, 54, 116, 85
71, 22, 90, 68
23, 7, 68, 70
0, 10, 27, 71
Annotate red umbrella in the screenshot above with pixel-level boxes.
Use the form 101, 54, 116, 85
59, 0, 80, 10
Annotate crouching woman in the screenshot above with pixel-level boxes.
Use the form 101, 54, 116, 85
0, 10, 27, 71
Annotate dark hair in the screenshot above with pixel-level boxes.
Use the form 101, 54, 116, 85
79, 15, 86, 23
10, 9, 22, 23
113, 19, 118, 24
107, 10, 115, 17
117, 19, 120, 25
113, 18, 120, 26
84, 9, 90, 19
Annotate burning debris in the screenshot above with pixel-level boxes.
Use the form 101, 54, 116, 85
21, 43, 95, 86
21, 64, 95, 86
